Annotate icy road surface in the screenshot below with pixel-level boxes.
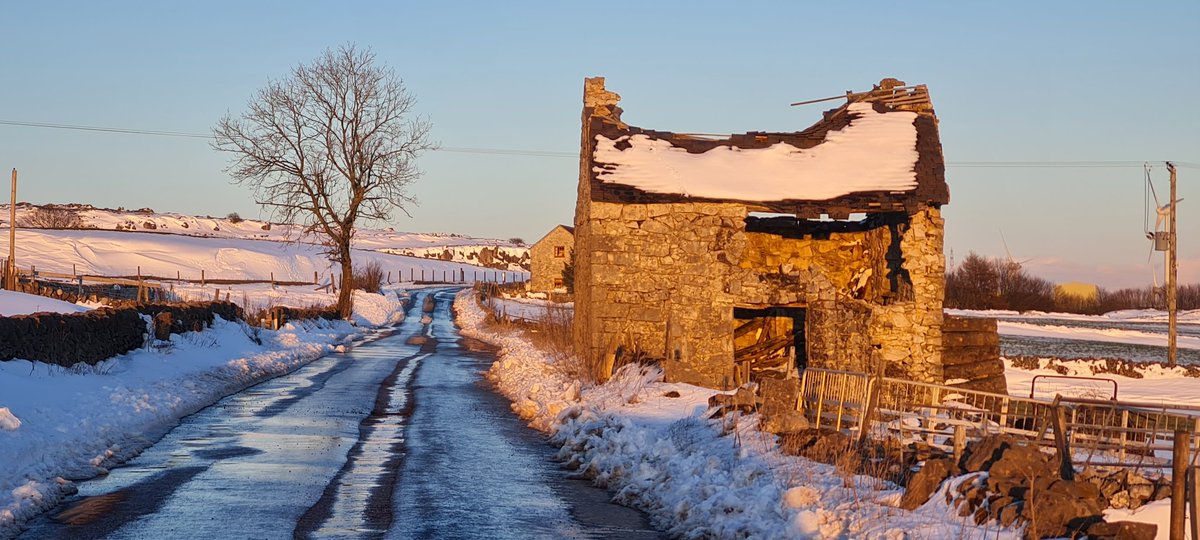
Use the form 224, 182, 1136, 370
18, 289, 658, 539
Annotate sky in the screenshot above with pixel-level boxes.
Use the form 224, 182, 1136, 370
1, 1, 1197, 288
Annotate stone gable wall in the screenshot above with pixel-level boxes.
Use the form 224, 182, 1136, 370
529, 227, 574, 292
580, 201, 746, 386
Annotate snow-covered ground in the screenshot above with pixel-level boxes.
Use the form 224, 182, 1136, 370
486, 296, 573, 323
0, 289, 407, 536
997, 320, 1200, 351
459, 297, 1200, 539
948, 308, 1200, 325
456, 291, 1012, 539
0, 290, 90, 317
3, 228, 527, 287
0, 203, 528, 271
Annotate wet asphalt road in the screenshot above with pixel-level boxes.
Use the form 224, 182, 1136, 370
19, 289, 660, 539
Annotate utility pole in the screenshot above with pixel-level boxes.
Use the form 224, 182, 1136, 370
6, 169, 14, 291
1166, 162, 1178, 367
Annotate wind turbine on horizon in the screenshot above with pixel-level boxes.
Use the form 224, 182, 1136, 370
999, 229, 1034, 273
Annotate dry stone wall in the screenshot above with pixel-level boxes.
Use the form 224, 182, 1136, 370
0, 301, 245, 366
0, 308, 147, 366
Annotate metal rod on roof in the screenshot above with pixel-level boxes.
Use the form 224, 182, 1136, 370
791, 84, 927, 107
789, 94, 849, 107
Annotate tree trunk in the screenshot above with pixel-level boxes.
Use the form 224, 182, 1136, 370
337, 246, 354, 320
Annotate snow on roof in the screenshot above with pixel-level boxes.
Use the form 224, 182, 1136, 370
592, 102, 919, 202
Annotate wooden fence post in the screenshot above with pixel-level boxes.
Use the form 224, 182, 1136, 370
1050, 397, 1074, 481
1172, 431, 1188, 540
1189, 464, 1198, 540
314, 271, 319, 285
953, 425, 967, 462
201, 269, 206, 286
856, 376, 879, 446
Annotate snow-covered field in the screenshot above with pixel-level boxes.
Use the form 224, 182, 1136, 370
0, 289, 407, 537
0, 291, 90, 317
951, 307, 1200, 366
0, 204, 528, 271
3, 228, 527, 287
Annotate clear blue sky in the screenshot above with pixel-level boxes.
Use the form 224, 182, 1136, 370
2, 1, 1197, 288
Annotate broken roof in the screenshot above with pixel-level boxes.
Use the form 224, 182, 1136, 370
583, 79, 949, 218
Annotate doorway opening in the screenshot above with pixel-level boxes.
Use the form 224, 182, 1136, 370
732, 306, 807, 383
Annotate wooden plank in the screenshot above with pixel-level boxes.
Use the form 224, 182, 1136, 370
733, 318, 767, 340
735, 335, 792, 362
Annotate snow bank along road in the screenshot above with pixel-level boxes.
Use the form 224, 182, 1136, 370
15, 289, 658, 539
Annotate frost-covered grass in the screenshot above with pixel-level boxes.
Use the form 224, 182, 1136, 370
0, 290, 407, 537
455, 290, 1009, 539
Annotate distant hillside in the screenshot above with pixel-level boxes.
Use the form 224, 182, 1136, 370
1, 203, 529, 271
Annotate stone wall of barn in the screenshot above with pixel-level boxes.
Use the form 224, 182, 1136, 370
573, 198, 949, 387
573, 77, 954, 389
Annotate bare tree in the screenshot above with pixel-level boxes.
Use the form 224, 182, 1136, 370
213, 45, 432, 318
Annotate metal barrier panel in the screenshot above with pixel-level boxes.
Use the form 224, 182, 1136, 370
797, 368, 1200, 469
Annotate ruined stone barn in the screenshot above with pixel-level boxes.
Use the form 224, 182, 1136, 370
573, 77, 998, 391
528, 224, 575, 293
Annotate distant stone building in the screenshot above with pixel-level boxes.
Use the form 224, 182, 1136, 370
529, 224, 575, 293
572, 77, 1000, 392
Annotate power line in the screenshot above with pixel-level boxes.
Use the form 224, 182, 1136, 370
0, 119, 575, 158
0, 118, 1192, 167
437, 147, 575, 158
947, 161, 1147, 168
0, 119, 210, 139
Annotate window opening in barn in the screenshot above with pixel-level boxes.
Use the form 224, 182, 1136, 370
732, 307, 807, 381
554, 246, 565, 258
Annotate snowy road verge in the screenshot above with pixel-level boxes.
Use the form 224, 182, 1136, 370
454, 290, 1003, 539
0, 290, 406, 537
